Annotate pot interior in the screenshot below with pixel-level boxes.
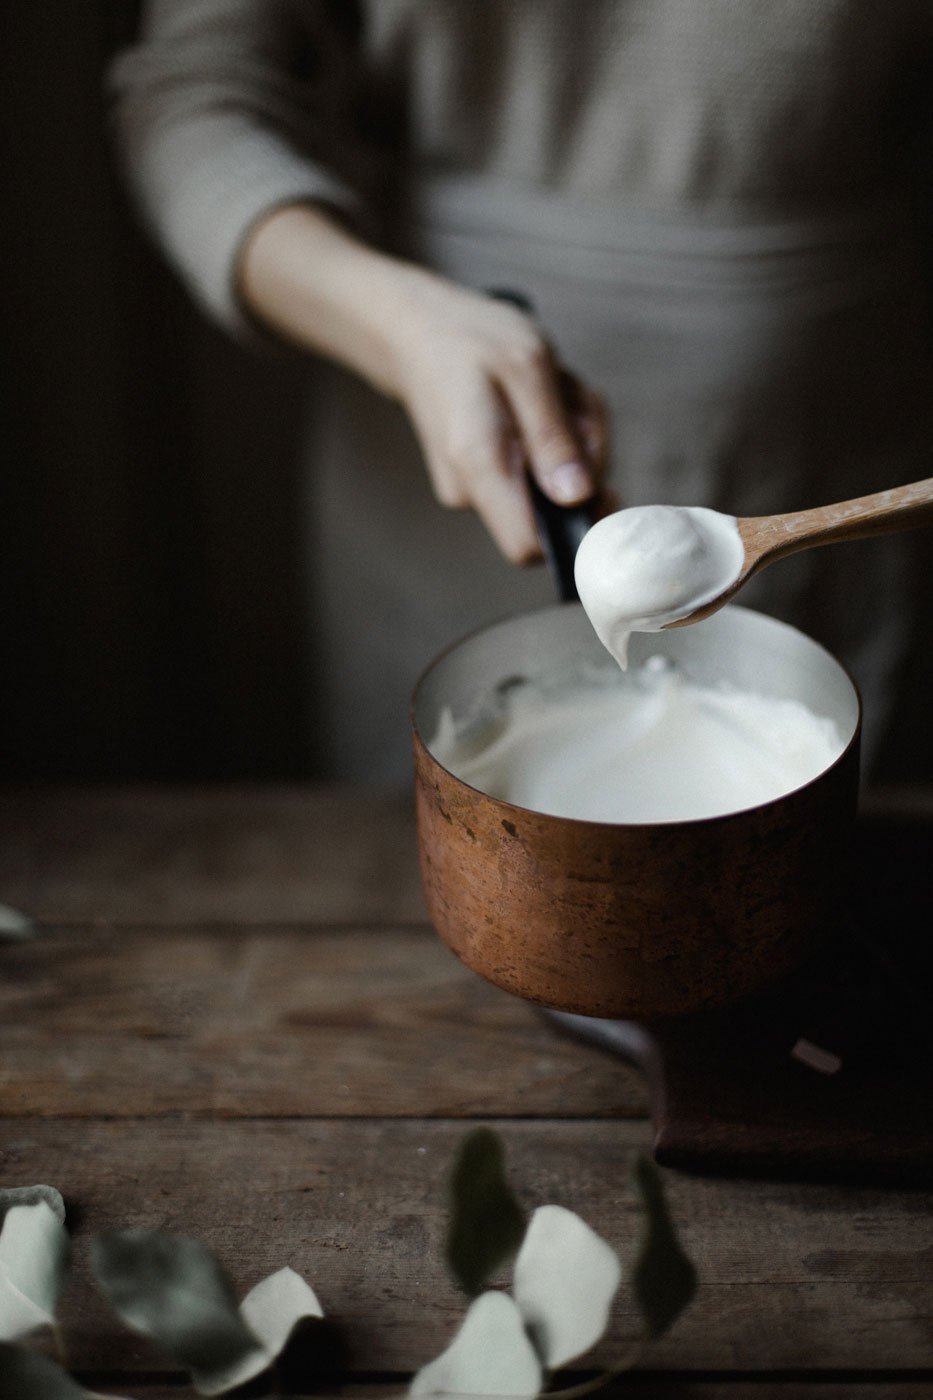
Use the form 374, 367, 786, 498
413, 603, 860, 807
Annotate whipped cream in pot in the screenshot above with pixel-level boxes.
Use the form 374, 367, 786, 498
430, 657, 844, 825
574, 506, 744, 666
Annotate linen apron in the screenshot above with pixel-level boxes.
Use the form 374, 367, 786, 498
303, 176, 933, 786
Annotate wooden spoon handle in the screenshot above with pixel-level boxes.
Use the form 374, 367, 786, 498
741, 475, 933, 566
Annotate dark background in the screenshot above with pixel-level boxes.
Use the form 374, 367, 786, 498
2, 3, 321, 781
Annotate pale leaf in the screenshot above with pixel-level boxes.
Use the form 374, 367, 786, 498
410, 1290, 541, 1398
191, 1266, 324, 1396
512, 1205, 621, 1368
91, 1231, 263, 1378
0, 1343, 87, 1399
446, 1128, 526, 1296
0, 905, 36, 943
240, 1265, 323, 1356
0, 1203, 70, 1341
0, 1187, 65, 1226
629, 1155, 697, 1340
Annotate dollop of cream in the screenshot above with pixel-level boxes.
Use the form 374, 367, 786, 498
430, 660, 844, 825
574, 506, 744, 667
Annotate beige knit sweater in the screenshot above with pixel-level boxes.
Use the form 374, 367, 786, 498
113, 0, 932, 333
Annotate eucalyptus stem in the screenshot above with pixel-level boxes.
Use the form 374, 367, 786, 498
50, 1321, 68, 1367
545, 1344, 645, 1399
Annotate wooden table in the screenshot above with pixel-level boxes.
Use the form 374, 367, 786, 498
0, 787, 930, 1399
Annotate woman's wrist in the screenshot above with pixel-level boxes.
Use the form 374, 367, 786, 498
237, 202, 437, 397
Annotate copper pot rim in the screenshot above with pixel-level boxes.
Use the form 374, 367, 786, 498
411, 601, 863, 834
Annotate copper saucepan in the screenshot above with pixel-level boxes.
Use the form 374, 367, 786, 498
411, 602, 861, 1019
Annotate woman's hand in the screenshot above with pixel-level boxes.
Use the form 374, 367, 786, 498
239, 204, 609, 562
377, 275, 608, 561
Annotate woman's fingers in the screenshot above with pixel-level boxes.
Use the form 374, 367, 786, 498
393, 279, 611, 562
416, 381, 541, 564
563, 375, 610, 481
417, 361, 610, 563
468, 450, 540, 563
503, 347, 599, 506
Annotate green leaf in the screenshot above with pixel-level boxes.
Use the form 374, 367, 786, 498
512, 1205, 621, 1368
0, 1343, 87, 1400
0, 1202, 70, 1341
0, 1187, 65, 1225
190, 1267, 324, 1397
0, 905, 36, 943
91, 1231, 263, 1378
628, 1154, 697, 1340
409, 1290, 541, 1398
446, 1128, 526, 1296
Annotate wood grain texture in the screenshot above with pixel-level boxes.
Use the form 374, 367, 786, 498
741, 474, 933, 563
1, 789, 931, 1393
0, 923, 648, 1118
78, 1385, 933, 1399
2, 1121, 930, 1374
0, 787, 424, 924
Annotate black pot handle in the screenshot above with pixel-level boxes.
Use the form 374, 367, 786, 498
487, 287, 600, 601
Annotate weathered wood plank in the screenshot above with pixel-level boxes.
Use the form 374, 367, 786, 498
1, 787, 930, 927
0, 923, 647, 1117
2, 1121, 930, 1374
80, 1384, 933, 1399
0, 787, 424, 924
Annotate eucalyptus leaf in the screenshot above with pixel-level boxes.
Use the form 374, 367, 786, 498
0, 1186, 65, 1225
409, 1289, 541, 1398
240, 1265, 323, 1357
91, 1230, 263, 1377
0, 905, 36, 943
446, 1128, 526, 1296
0, 1202, 70, 1341
0, 1343, 87, 1400
190, 1266, 324, 1397
512, 1205, 621, 1368
629, 1154, 697, 1340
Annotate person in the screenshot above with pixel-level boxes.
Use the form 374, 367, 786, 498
111, 1, 933, 785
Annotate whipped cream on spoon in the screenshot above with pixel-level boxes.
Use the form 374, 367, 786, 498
575, 477, 933, 667
574, 505, 743, 667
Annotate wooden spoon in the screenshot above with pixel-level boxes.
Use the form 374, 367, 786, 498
666, 475, 933, 628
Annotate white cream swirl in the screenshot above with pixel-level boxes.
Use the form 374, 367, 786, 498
431, 661, 843, 824
574, 505, 744, 667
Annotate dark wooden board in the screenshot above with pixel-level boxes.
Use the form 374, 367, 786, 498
0, 923, 647, 1118
2, 1121, 930, 1374
0, 787, 424, 924
2, 789, 931, 1393
78, 1384, 933, 1399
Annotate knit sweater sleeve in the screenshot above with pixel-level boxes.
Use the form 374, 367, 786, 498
110, 0, 366, 335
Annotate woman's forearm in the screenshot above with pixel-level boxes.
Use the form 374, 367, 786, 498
237, 203, 426, 397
